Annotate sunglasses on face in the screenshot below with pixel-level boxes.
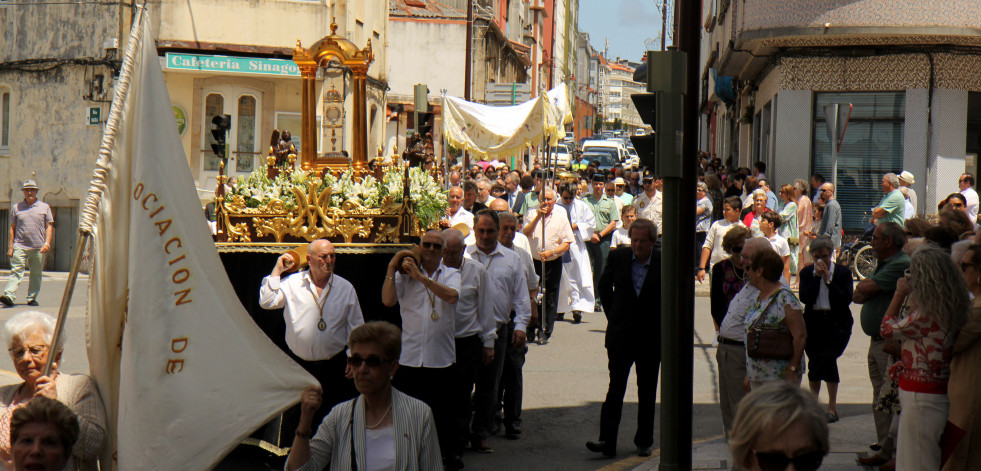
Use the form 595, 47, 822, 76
961, 262, 975, 272
731, 246, 744, 254
753, 450, 824, 471
347, 355, 390, 368
422, 242, 443, 250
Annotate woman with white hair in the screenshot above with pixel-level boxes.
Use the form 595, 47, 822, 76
729, 381, 829, 471
881, 247, 969, 470
0, 311, 106, 471
742, 189, 768, 238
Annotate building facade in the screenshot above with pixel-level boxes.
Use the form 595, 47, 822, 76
701, 0, 981, 228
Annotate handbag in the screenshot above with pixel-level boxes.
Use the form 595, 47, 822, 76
746, 289, 795, 360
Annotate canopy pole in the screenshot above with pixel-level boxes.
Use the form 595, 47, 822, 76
44, 2, 148, 376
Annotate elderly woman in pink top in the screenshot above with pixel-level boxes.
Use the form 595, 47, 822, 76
793, 179, 813, 271
881, 246, 969, 471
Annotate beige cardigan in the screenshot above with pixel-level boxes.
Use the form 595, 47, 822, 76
944, 299, 981, 471
0, 373, 107, 471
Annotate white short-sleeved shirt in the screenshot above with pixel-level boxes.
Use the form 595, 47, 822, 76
962, 187, 980, 223
395, 266, 462, 368
611, 227, 631, 249
259, 272, 364, 361
768, 234, 792, 258
702, 220, 742, 268
451, 260, 497, 347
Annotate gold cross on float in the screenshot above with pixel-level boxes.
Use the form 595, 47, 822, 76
292, 18, 374, 175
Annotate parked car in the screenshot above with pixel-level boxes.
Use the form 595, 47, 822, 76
626, 147, 639, 170
581, 150, 618, 172
581, 139, 629, 165
553, 144, 572, 168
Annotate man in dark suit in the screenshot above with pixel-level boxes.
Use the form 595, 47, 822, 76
586, 218, 661, 458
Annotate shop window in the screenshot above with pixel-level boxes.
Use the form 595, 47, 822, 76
236, 95, 256, 172
1, 89, 10, 152
812, 92, 905, 231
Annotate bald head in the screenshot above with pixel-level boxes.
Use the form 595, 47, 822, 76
488, 198, 509, 212
441, 228, 465, 268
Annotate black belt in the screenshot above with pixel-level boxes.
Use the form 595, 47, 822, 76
720, 338, 744, 347
812, 309, 833, 314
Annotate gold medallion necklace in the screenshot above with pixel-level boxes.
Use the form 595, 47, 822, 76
313, 274, 335, 331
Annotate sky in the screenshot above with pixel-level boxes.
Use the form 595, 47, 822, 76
578, 0, 672, 63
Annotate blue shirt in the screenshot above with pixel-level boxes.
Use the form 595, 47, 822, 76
631, 251, 652, 296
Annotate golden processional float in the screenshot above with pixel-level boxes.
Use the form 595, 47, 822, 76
212, 24, 444, 457
214, 22, 442, 252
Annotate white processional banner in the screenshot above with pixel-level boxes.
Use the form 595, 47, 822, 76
87, 16, 317, 470
442, 84, 574, 159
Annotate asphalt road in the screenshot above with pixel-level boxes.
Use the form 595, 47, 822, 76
0, 272, 876, 470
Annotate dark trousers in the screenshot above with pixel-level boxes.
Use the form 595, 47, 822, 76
500, 316, 527, 429
587, 236, 612, 307
472, 324, 507, 439
599, 346, 660, 449
396, 365, 459, 459
534, 258, 564, 339
695, 231, 708, 267
803, 308, 853, 383
283, 352, 356, 446
453, 335, 483, 449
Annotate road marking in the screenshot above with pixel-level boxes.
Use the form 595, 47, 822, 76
597, 434, 725, 471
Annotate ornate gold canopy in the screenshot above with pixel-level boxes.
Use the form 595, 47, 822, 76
293, 19, 375, 174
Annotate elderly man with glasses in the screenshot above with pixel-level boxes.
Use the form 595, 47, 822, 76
522, 188, 574, 344
817, 183, 842, 253
382, 230, 463, 469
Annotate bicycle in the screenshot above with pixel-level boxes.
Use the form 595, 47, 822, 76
837, 217, 877, 280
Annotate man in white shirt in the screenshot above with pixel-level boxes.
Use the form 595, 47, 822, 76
632, 175, 663, 236
382, 230, 462, 468
442, 228, 496, 457
959, 173, 979, 223
899, 171, 917, 217
442, 186, 474, 232
477, 179, 496, 206
466, 209, 532, 448
522, 188, 574, 344
495, 211, 538, 437
259, 239, 365, 428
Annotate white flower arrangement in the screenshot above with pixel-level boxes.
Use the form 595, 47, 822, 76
226, 164, 446, 229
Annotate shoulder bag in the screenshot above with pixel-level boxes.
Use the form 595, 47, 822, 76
746, 288, 795, 360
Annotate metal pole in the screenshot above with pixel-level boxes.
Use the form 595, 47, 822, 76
43, 233, 90, 375
659, 0, 700, 469
661, 0, 667, 51
830, 103, 839, 188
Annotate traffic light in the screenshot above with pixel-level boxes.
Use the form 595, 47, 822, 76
211, 114, 231, 158
630, 93, 656, 169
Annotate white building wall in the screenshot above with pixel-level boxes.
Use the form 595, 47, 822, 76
903, 89, 929, 216
387, 21, 467, 98
773, 90, 812, 190
927, 89, 969, 214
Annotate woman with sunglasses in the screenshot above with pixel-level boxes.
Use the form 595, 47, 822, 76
288, 321, 442, 471
729, 381, 829, 471
880, 246, 969, 471
946, 244, 981, 470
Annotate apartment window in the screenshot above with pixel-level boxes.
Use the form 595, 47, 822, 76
812, 92, 905, 231
1, 89, 9, 151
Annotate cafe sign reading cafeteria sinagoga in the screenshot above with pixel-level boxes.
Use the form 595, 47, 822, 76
165, 53, 300, 77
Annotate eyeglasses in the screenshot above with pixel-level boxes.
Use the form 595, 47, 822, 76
421, 242, 443, 250
731, 246, 744, 254
8, 345, 48, 360
347, 355, 391, 368
961, 262, 975, 272
753, 450, 824, 471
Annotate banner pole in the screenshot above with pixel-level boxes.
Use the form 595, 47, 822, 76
43, 3, 148, 376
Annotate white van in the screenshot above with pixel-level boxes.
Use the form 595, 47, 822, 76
580, 139, 628, 166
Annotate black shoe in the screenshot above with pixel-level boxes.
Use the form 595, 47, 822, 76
637, 445, 654, 457
444, 455, 464, 471
556, 313, 565, 321
0, 296, 12, 307
826, 412, 839, 423
505, 425, 521, 439
586, 440, 615, 457
572, 311, 582, 324
537, 336, 549, 345
869, 442, 882, 451
26, 300, 38, 307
